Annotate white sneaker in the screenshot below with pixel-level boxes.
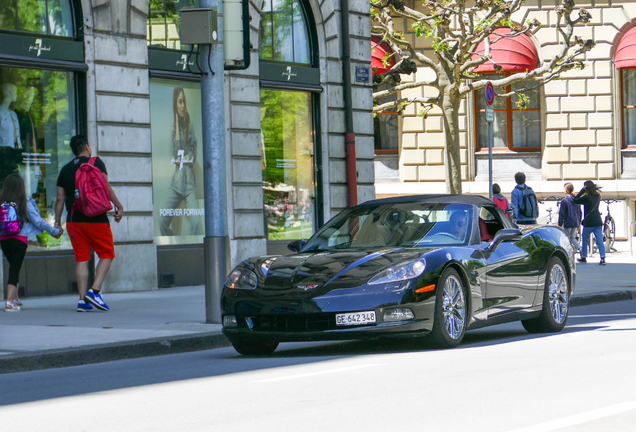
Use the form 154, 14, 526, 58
5, 301, 20, 312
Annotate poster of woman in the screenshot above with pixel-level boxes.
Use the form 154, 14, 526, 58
150, 81, 205, 244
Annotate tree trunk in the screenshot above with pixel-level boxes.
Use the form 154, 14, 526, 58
442, 97, 462, 195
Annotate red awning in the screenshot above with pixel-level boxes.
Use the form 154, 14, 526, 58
371, 36, 396, 75
472, 28, 539, 73
616, 27, 636, 68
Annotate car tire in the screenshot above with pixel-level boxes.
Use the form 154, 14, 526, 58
231, 339, 279, 356
522, 256, 570, 334
429, 267, 468, 349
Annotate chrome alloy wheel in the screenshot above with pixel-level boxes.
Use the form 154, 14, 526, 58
442, 275, 466, 339
549, 263, 569, 324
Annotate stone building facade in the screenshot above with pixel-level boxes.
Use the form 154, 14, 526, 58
374, 0, 636, 242
0, 0, 374, 297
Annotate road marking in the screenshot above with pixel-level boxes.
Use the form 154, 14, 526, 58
570, 313, 636, 318
506, 401, 636, 432
252, 364, 384, 383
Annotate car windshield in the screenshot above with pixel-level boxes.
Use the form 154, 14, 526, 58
303, 202, 474, 251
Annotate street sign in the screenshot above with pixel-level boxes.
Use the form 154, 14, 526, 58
485, 106, 494, 123
485, 81, 494, 106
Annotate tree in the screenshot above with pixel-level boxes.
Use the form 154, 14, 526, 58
370, 0, 595, 194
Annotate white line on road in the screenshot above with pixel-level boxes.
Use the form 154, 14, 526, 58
570, 313, 636, 318
252, 364, 384, 383
506, 401, 636, 432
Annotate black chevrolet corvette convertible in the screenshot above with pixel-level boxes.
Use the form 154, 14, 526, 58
221, 195, 576, 355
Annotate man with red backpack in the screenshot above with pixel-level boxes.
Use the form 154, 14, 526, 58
54, 135, 124, 312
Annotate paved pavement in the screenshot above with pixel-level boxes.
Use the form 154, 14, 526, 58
1, 248, 636, 374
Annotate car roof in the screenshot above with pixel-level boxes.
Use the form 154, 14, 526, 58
358, 194, 494, 207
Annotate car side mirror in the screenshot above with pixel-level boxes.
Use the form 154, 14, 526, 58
488, 228, 523, 250
287, 239, 306, 252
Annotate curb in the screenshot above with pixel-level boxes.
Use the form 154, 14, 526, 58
571, 290, 636, 307
0, 331, 231, 375
1, 291, 634, 374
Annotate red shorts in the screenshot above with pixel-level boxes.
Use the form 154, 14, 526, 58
67, 222, 115, 262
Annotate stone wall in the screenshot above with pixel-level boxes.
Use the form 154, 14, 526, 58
83, 0, 158, 292
323, 0, 374, 216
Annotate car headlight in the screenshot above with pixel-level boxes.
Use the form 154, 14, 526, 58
225, 267, 258, 290
368, 259, 426, 285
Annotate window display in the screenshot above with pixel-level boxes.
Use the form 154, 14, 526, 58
261, 89, 315, 240
150, 79, 205, 244
0, 66, 77, 250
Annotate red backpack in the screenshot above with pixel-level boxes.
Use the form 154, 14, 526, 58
72, 157, 112, 217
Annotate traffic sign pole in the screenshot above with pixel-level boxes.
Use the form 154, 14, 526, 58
485, 81, 494, 200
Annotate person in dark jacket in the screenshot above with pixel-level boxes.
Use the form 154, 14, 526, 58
558, 182, 582, 252
573, 180, 605, 265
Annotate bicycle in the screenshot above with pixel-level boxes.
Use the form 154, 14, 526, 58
589, 199, 618, 255
539, 196, 562, 225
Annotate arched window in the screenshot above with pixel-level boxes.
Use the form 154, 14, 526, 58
473, 28, 541, 151
147, 0, 197, 50
259, 0, 311, 65
616, 26, 636, 148
0, 0, 75, 37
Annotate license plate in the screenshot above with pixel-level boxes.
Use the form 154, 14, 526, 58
335, 311, 376, 326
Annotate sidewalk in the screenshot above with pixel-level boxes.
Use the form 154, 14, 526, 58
1, 250, 636, 374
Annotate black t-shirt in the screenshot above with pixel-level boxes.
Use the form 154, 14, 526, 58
56, 156, 109, 223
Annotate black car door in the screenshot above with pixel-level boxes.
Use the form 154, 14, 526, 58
478, 207, 541, 317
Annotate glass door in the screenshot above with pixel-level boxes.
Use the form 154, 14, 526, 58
260, 88, 315, 240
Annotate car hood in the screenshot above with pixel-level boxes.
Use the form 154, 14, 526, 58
256, 248, 429, 291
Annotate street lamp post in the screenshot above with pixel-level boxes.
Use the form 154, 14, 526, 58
199, 0, 230, 324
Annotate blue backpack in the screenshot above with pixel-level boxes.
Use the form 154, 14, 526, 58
515, 185, 538, 219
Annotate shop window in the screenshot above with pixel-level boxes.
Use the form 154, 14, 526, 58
261, 89, 315, 240
259, 0, 311, 64
0, 66, 77, 250
148, 0, 198, 50
150, 79, 205, 244
475, 74, 541, 151
0, 0, 74, 37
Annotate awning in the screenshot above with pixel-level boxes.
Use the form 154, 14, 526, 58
472, 28, 539, 73
371, 36, 396, 75
615, 26, 636, 68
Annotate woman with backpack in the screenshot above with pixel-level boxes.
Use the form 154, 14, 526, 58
0, 173, 63, 311
573, 180, 606, 265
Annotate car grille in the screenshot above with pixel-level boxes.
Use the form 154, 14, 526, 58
249, 314, 337, 332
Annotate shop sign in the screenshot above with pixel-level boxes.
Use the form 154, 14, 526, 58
0, 33, 83, 63
149, 49, 203, 75
259, 62, 320, 86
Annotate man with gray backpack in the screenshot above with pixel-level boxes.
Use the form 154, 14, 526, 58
511, 172, 538, 225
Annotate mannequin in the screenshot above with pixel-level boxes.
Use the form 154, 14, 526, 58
0, 83, 21, 148
0, 83, 21, 187
15, 85, 40, 197
15, 85, 37, 153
